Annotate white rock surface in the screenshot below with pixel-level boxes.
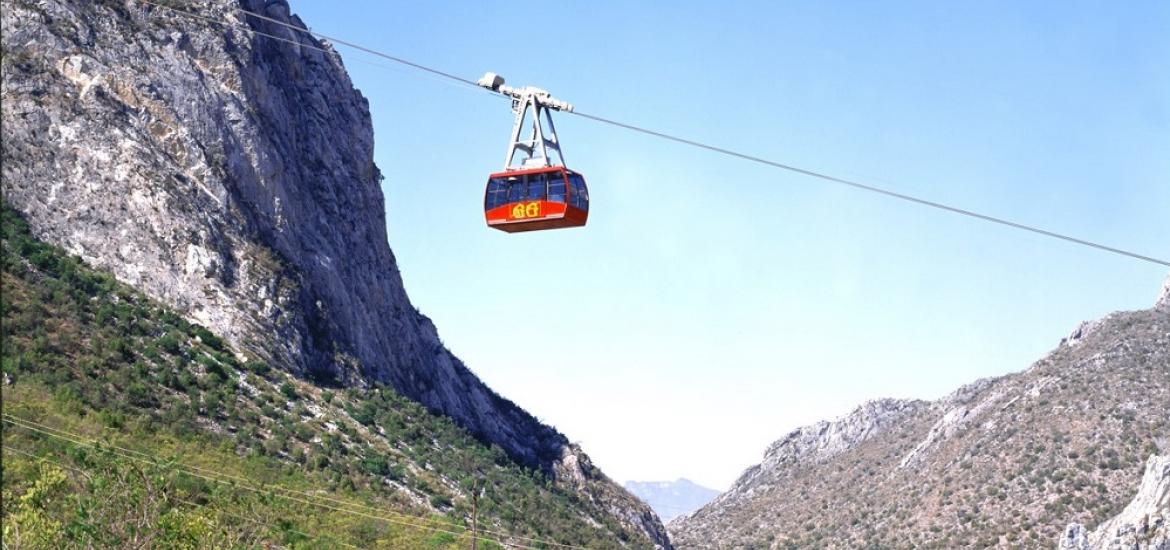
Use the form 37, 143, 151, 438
1061, 454, 1170, 550
1157, 275, 1170, 310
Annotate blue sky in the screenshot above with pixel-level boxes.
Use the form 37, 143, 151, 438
291, 1, 1169, 490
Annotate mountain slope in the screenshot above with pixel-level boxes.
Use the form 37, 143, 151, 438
4, 0, 550, 468
625, 479, 719, 523
1, 206, 664, 548
671, 278, 1170, 549
1060, 453, 1169, 550
0, 0, 668, 546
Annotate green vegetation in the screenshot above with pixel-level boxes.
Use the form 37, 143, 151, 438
1, 207, 649, 548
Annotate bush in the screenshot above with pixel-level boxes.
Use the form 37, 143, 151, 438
157, 332, 182, 354
348, 402, 375, 426
197, 354, 227, 381
191, 325, 224, 351
361, 455, 390, 476
248, 360, 270, 376
127, 381, 155, 407
280, 382, 297, 400
428, 493, 453, 509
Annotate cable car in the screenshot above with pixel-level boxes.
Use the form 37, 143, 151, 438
477, 72, 589, 232
484, 167, 589, 233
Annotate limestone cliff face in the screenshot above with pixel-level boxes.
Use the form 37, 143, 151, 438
703, 398, 924, 514
0, 2, 670, 545
2, 0, 553, 466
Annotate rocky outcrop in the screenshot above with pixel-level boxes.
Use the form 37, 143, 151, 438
671, 277, 1170, 549
1060, 454, 1170, 550
1158, 275, 1170, 310
764, 398, 924, 467
723, 398, 923, 501
2, 0, 549, 467
0, 1, 670, 546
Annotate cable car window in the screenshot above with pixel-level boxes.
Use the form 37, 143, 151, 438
506, 177, 523, 202
526, 174, 547, 200
486, 178, 507, 209
549, 174, 566, 203
568, 173, 589, 210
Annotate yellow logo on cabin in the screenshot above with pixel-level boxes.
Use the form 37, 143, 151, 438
511, 201, 541, 219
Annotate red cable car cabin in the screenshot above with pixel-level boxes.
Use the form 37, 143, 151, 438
484, 166, 589, 232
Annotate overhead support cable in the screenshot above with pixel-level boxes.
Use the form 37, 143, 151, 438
568, 110, 1170, 267
135, 0, 1169, 267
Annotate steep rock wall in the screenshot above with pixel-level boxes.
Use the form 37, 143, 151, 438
0, 0, 638, 509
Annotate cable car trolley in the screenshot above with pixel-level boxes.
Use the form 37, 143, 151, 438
477, 72, 589, 233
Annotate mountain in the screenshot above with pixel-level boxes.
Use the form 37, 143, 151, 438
1060, 454, 1169, 549
0, 209, 662, 547
670, 276, 1170, 549
625, 479, 720, 522
0, 0, 669, 546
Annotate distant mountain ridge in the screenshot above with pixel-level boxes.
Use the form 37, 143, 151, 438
625, 479, 719, 523
671, 276, 1170, 548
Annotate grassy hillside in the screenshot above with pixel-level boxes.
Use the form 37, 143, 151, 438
0, 206, 651, 548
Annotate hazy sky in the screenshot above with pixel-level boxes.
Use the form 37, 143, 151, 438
292, 1, 1170, 490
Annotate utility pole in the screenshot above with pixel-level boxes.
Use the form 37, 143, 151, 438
464, 456, 484, 550
470, 480, 479, 550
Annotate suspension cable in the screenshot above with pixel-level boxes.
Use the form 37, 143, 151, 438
133, 1, 1170, 267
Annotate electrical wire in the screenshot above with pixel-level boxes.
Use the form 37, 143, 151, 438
1, 444, 357, 548
1, 413, 588, 550
131, 0, 1170, 268
1, 415, 541, 550
1, 413, 588, 549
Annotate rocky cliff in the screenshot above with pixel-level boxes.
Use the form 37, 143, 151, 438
0, 0, 669, 546
1060, 454, 1170, 550
670, 276, 1170, 548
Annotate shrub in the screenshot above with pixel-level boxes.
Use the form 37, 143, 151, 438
191, 325, 224, 351
197, 354, 227, 380
428, 493, 453, 509
248, 360, 270, 376
280, 382, 297, 400
127, 381, 155, 407
361, 455, 390, 476
157, 332, 182, 354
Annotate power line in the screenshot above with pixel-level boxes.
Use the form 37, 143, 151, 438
134, 1, 477, 94
1, 415, 530, 549
2, 414, 561, 550
136, 0, 1170, 268
2, 413, 590, 550
2, 444, 356, 548
237, 5, 482, 90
